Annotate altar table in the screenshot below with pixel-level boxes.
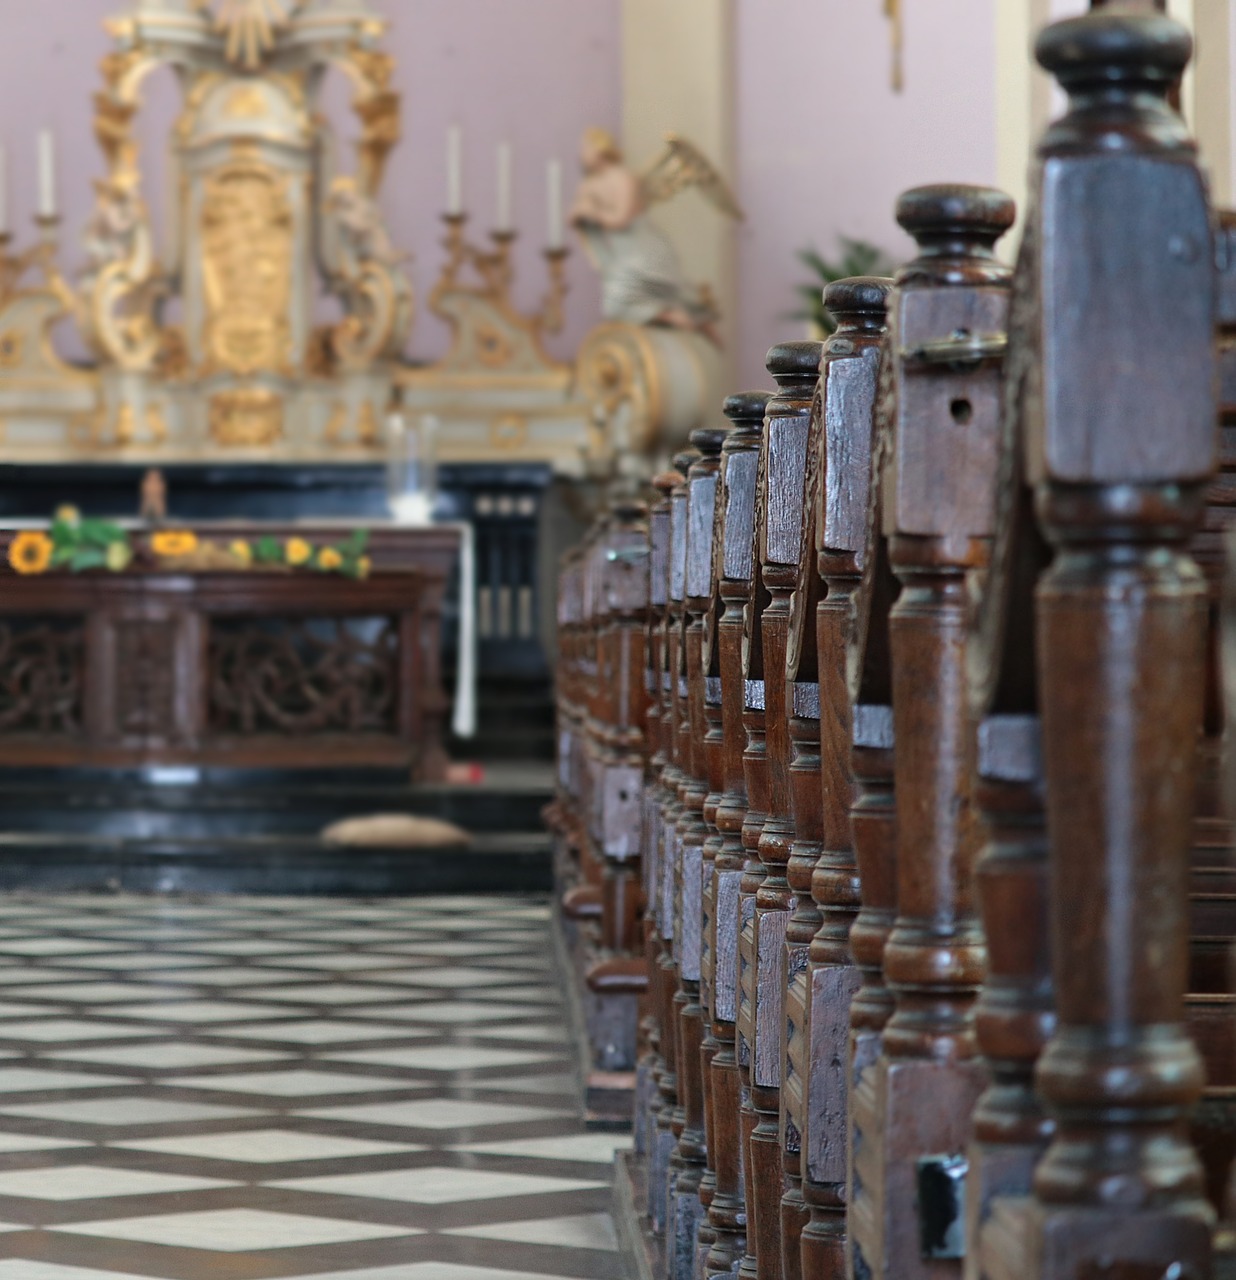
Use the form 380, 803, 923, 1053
0, 522, 462, 782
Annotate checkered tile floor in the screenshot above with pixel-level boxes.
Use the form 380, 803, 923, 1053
0, 893, 626, 1280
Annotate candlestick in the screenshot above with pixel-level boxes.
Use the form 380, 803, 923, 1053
496, 141, 512, 233
37, 129, 56, 221
0, 146, 8, 239
546, 158, 563, 250
447, 124, 462, 216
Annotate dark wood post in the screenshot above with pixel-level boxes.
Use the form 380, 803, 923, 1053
849, 182, 1014, 1280
783, 278, 891, 1280
667, 428, 727, 1278
704, 391, 771, 1277
964, 253, 1056, 1277
984, 11, 1217, 1280
653, 451, 700, 1239
636, 470, 681, 1165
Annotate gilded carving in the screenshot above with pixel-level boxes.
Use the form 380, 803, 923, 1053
209, 386, 283, 446
0, 331, 24, 368
200, 154, 294, 377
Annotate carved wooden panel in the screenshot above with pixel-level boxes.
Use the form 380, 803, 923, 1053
209, 616, 399, 735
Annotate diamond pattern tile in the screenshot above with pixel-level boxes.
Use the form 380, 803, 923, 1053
273, 1165, 604, 1204
0, 894, 619, 1280
57, 1207, 417, 1249
0, 1164, 234, 1200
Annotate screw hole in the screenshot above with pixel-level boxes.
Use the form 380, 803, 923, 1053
950, 398, 972, 425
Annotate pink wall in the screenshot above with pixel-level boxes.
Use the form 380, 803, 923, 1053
0, 0, 622, 364
732, 0, 999, 392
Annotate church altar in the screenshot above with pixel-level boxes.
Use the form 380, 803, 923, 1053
0, 0, 723, 482
0, 521, 462, 781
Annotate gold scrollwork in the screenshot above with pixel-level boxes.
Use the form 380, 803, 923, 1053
0, 331, 24, 368
200, 151, 294, 378
210, 386, 283, 446
489, 414, 529, 451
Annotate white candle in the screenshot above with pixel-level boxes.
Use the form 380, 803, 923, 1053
496, 141, 512, 233
0, 146, 9, 238
546, 158, 563, 249
446, 124, 462, 216
37, 129, 55, 220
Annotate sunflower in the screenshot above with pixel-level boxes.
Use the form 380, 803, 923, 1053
9, 531, 53, 576
356, 555, 372, 579
285, 537, 313, 566
317, 547, 343, 571
53, 505, 81, 526
230, 539, 253, 567
151, 530, 199, 558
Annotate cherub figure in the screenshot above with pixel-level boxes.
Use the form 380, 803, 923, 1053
569, 128, 742, 344
327, 176, 403, 270
84, 173, 146, 271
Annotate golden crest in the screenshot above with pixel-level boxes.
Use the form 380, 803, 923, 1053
224, 84, 267, 119
200, 153, 293, 377
210, 386, 283, 446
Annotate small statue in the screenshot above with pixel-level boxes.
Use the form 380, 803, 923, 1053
84, 173, 146, 271
140, 468, 167, 525
569, 129, 742, 344
327, 176, 404, 270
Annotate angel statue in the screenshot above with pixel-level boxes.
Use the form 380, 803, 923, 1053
569, 129, 742, 344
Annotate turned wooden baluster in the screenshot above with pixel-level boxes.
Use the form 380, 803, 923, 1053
667, 428, 727, 1279
637, 471, 681, 1165
655, 451, 700, 1240
704, 391, 771, 1277
698, 441, 731, 1274
843, 322, 901, 1280
585, 499, 650, 1116
983, 10, 1217, 1280
734, 341, 821, 1280
781, 278, 891, 1280
1185, 207, 1236, 1218
964, 245, 1056, 1278
849, 182, 1014, 1280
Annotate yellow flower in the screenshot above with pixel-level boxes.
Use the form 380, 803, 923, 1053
356, 555, 372, 579
230, 539, 253, 567
285, 537, 313, 566
9, 531, 53, 576
53, 505, 80, 526
105, 540, 132, 573
151, 530, 199, 558
318, 547, 343, 571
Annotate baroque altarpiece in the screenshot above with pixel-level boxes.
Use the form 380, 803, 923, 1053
0, 0, 719, 480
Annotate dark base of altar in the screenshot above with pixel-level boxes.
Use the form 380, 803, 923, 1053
0, 765, 553, 896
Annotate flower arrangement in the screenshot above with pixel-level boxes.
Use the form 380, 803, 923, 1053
7, 510, 371, 580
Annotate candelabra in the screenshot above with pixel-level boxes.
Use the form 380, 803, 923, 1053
426, 211, 571, 377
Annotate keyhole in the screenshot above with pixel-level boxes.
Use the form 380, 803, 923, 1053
950, 398, 972, 425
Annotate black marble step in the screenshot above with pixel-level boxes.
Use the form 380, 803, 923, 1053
0, 765, 554, 839
0, 830, 552, 896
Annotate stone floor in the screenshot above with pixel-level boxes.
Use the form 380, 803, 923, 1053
0, 891, 627, 1280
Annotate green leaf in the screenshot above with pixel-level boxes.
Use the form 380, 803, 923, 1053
254, 536, 282, 565
68, 547, 108, 573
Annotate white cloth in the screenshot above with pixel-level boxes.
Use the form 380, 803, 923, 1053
450, 519, 477, 738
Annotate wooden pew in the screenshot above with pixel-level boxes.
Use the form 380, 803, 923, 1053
702, 391, 772, 1276
785, 278, 891, 1280
737, 341, 823, 1277
980, 9, 1218, 1280
848, 182, 1014, 1280
667, 429, 727, 1277
635, 469, 683, 1169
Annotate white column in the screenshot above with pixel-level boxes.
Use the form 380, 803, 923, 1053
622, 0, 735, 384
